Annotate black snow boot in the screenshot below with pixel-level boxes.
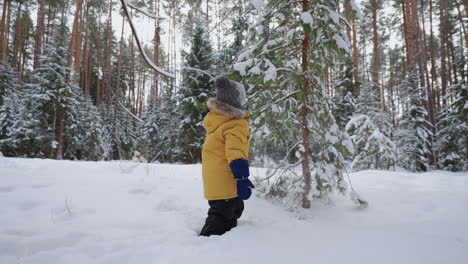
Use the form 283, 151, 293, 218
199, 197, 244, 237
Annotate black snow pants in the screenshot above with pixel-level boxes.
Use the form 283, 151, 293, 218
199, 197, 244, 236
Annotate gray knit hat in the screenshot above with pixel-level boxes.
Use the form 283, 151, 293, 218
214, 77, 246, 109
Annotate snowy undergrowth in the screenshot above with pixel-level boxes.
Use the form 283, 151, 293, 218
0, 157, 467, 264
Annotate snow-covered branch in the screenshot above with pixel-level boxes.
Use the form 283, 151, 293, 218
256, 90, 300, 116
182, 67, 215, 80
126, 2, 165, 20
119, 0, 175, 79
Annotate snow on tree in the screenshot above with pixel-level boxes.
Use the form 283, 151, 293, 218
332, 63, 356, 129
0, 61, 22, 155
395, 75, 433, 172
346, 83, 396, 171
63, 95, 111, 161
436, 83, 467, 171
138, 103, 178, 163
177, 19, 214, 163
234, 0, 364, 208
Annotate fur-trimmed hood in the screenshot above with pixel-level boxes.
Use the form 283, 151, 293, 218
207, 97, 247, 119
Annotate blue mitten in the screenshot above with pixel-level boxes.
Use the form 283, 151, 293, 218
230, 159, 255, 200
236, 179, 255, 200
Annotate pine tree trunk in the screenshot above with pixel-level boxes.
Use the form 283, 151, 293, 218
82, 5, 89, 101
0, 0, 9, 61
57, 0, 83, 159
429, 0, 439, 109
352, 19, 359, 96
420, 0, 436, 166
454, 0, 468, 45
12, 2, 22, 70
372, 0, 380, 103
112, 17, 125, 160
74, 0, 84, 84
153, 0, 160, 106
402, 0, 412, 68
411, 0, 425, 88
34, 0, 45, 69
94, 31, 103, 105
55, 110, 66, 160
301, 0, 312, 209
439, 0, 448, 106
105, 0, 113, 106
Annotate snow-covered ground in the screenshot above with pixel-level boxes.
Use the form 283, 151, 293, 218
0, 157, 467, 264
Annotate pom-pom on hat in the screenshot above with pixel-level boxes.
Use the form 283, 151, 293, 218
214, 77, 246, 109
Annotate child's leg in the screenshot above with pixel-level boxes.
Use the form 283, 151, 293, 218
200, 199, 235, 236
199, 197, 243, 236
233, 197, 244, 219
230, 197, 244, 228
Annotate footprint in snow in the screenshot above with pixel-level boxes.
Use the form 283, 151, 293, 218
30, 184, 50, 189
128, 188, 152, 195
0, 186, 15, 193
18, 201, 41, 211
3, 228, 38, 237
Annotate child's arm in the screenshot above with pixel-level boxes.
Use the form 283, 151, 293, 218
224, 122, 254, 200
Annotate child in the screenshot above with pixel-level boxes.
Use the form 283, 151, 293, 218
199, 77, 255, 237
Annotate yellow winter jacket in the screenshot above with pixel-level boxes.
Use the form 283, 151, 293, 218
202, 98, 250, 200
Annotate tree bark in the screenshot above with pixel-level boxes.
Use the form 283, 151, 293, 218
352, 18, 359, 96
105, 0, 113, 106
454, 0, 468, 45
301, 0, 312, 209
429, 0, 439, 109
56, 0, 83, 159
0, 0, 9, 61
372, 0, 380, 104
55, 111, 66, 160
74, 0, 84, 84
12, 2, 22, 70
34, 0, 45, 69
439, 0, 448, 106
153, 0, 160, 106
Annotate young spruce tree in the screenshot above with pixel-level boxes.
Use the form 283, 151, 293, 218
395, 74, 433, 172
436, 83, 468, 171
177, 19, 214, 163
234, 0, 364, 208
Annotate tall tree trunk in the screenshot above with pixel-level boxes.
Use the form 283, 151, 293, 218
0, 0, 9, 61
57, 0, 83, 159
12, 2, 22, 70
411, 0, 425, 88
429, 0, 439, 109
34, 0, 46, 69
448, 37, 459, 84
344, 1, 359, 95
301, 0, 312, 209
74, 0, 84, 84
420, 0, 436, 166
454, 0, 468, 45
352, 18, 359, 96
105, 0, 113, 106
402, 0, 412, 68
153, 0, 160, 106
372, 0, 380, 105
82, 6, 89, 99
439, 0, 448, 106
55, 111, 66, 160
112, 17, 125, 159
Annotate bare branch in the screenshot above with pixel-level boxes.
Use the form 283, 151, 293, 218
119, 0, 175, 79
126, 2, 165, 20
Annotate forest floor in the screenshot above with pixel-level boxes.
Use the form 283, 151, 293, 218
0, 157, 467, 264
